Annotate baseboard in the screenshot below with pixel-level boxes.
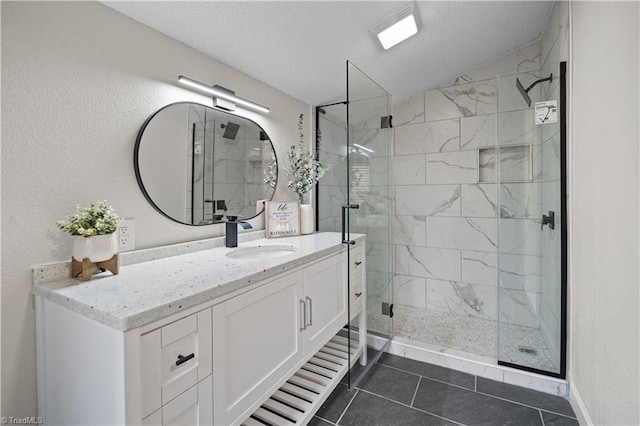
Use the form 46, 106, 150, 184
386, 336, 569, 397
569, 382, 593, 425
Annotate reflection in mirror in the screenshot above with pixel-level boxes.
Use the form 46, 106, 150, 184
135, 103, 277, 225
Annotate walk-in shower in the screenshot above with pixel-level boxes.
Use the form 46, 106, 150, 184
316, 58, 567, 381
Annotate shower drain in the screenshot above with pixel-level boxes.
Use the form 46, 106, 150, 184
518, 346, 539, 355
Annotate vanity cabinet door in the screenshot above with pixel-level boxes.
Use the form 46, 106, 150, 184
302, 253, 347, 355
213, 271, 303, 425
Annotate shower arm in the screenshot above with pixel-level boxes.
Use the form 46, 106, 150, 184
523, 74, 553, 93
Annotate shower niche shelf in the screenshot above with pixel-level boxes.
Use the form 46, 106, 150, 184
478, 144, 533, 183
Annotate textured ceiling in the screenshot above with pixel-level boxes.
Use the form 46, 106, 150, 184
102, 1, 554, 106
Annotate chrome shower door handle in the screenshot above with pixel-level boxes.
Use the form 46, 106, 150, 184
341, 203, 360, 244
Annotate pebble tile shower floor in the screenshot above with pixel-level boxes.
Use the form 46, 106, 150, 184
308, 353, 577, 426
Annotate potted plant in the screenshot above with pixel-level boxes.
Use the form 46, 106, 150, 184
56, 200, 120, 262
284, 113, 328, 234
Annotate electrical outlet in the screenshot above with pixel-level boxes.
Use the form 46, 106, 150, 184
118, 218, 135, 252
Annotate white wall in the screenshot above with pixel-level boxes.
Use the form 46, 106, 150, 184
1, 1, 309, 417
570, 2, 640, 424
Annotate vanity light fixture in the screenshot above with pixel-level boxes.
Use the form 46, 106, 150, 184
371, 2, 421, 50
178, 75, 270, 114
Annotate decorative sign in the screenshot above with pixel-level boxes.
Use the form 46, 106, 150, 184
266, 201, 300, 238
535, 100, 558, 125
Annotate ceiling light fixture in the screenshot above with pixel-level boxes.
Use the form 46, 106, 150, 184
371, 2, 421, 50
178, 75, 270, 114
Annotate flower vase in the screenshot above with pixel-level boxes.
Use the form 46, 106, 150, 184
299, 195, 314, 235
72, 233, 118, 263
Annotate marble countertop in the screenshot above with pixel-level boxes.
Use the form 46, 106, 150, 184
32, 232, 364, 332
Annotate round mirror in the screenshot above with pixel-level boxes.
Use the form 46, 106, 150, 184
135, 102, 277, 225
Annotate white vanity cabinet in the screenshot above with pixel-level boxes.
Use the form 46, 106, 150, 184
212, 253, 347, 425
34, 233, 363, 426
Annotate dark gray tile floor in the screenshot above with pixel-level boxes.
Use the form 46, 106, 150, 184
312, 353, 578, 426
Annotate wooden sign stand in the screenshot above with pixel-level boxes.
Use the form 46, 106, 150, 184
72, 254, 120, 281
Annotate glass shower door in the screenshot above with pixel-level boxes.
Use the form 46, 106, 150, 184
496, 62, 566, 377
316, 61, 393, 387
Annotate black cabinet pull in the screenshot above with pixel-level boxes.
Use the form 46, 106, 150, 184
176, 353, 195, 366
355, 292, 362, 298
355, 261, 362, 266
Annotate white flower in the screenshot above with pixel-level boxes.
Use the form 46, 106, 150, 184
283, 115, 330, 198
56, 200, 120, 237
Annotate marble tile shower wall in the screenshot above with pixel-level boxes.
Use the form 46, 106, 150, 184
391, 40, 543, 357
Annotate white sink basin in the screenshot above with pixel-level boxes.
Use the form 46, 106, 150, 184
226, 244, 298, 260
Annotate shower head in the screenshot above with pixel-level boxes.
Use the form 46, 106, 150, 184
221, 122, 240, 140
516, 77, 532, 108
515, 73, 553, 108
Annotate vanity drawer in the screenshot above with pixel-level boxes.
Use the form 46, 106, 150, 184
161, 333, 199, 403
349, 243, 364, 275
349, 271, 364, 317
349, 243, 365, 315
142, 375, 213, 426
141, 308, 213, 418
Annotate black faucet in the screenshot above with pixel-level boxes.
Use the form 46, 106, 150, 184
225, 216, 253, 248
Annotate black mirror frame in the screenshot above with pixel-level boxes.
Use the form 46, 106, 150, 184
133, 102, 278, 226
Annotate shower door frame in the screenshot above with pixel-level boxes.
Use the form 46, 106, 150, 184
497, 61, 568, 380
314, 61, 394, 388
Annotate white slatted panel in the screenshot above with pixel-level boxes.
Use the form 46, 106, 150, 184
262, 398, 303, 422
301, 362, 335, 378
242, 333, 360, 425
307, 356, 340, 372
242, 417, 264, 426
280, 383, 318, 403
253, 407, 295, 426
313, 351, 347, 366
271, 390, 313, 412
318, 347, 349, 359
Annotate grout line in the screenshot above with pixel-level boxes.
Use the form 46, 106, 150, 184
538, 409, 579, 421
410, 376, 421, 407
473, 389, 577, 419
314, 415, 339, 426
376, 363, 474, 392
375, 361, 575, 419
357, 388, 465, 426
335, 388, 359, 425
538, 409, 545, 425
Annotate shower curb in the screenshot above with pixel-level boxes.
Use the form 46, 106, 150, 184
375, 335, 569, 398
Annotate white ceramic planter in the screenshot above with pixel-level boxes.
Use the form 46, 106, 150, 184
72, 233, 118, 262
300, 204, 314, 235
